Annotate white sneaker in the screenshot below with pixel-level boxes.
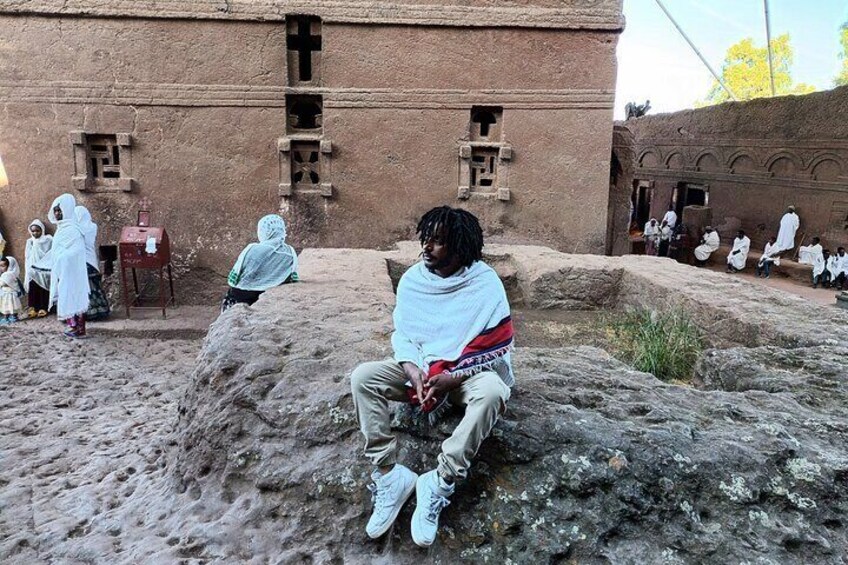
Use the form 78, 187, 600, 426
365, 464, 417, 539
411, 469, 454, 547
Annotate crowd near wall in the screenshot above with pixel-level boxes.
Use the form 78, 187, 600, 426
611, 86, 848, 255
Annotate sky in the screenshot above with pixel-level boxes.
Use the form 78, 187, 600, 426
614, 0, 848, 119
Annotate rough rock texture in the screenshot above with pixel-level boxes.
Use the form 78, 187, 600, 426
168, 246, 848, 563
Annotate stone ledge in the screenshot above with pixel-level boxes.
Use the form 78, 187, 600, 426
0, 0, 625, 30
0, 81, 616, 109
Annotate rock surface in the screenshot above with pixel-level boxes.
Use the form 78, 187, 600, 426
3, 245, 847, 563
169, 246, 848, 563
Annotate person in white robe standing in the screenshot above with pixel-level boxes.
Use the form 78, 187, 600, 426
33, 193, 90, 337
694, 226, 720, 266
25, 219, 53, 317
756, 237, 781, 278
643, 218, 660, 256
662, 206, 677, 229
798, 237, 825, 288
75, 206, 111, 321
726, 230, 751, 273
775, 206, 800, 252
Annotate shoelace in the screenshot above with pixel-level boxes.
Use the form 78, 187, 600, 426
426, 493, 450, 522
367, 482, 388, 513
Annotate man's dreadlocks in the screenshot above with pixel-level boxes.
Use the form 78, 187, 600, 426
416, 206, 484, 268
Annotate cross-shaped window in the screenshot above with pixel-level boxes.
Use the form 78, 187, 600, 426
287, 16, 322, 83
470, 106, 503, 140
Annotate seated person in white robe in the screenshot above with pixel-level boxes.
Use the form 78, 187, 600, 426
694, 226, 720, 266
831, 247, 848, 290
726, 230, 751, 273
658, 220, 672, 257
756, 236, 780, 278
798, 237, 825, 288
643, 219, 660, 256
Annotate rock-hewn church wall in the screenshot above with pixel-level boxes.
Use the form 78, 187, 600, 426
0, 1, 622, 282
613, 87, 848, 253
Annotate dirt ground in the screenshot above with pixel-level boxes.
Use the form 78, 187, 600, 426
0, 309, 211, 564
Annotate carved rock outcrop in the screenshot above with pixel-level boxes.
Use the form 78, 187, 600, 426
170, 247, 848, 563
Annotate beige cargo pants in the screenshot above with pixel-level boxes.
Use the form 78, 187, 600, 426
351, 360, 511, 482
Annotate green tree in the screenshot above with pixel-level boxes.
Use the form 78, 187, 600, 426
835, 23, 848, 87
698, 34, 815, 106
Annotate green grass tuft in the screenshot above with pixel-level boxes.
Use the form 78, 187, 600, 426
607, 307, 704, 383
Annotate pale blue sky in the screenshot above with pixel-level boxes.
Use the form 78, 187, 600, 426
614, 0, 848, 118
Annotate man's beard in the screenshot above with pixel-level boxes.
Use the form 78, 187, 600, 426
423, 252, 454, 272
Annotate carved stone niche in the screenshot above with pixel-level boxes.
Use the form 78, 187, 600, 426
278, 138, 333, 198
70, 131, 134, 192
286, 15, 322, 87
458, 143, 512, 202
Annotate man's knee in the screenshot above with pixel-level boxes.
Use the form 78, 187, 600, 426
474, 374, 511, 407
350, 361, 383, 394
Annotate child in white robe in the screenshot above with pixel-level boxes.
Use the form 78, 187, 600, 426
0, 256, 25, 323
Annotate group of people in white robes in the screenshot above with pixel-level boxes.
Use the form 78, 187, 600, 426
799, 238, 848, 290
691, 206, 802, 274
0, 193, 110, 335
642, 207, 678, 257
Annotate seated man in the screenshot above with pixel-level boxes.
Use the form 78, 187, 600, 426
831, 247, 848, 291
799, 237, 825, 288
726, 230, 750, 273
658, 219, 672, 257
756, 236, 780, 279
694, 226, 719, 266
350, 206, 514, 547
643, 218, 660, 256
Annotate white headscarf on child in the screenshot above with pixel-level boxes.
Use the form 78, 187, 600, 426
1, 256, 22, 291
25, 219, 53, 290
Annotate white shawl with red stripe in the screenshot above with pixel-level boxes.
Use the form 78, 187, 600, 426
392, 260, 515, 391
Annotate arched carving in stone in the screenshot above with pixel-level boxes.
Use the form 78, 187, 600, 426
728, 152, 758, 173
809, 153, 845, 181
637, 149, 660, 168
765, 151, 802, 176
694, 150, 721, 172
665, 151, 685, 169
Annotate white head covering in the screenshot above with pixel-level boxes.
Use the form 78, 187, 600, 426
74, 205, 100, 270
25, 219, 53, 290
40, 194, 90, 319
228, 214, 299, 292
4, 256, 21, 278
0, 256, 23, 293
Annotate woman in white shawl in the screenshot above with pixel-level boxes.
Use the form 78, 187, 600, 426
221, 214, 299, 312
694, 226, 720, 266
25, 219, 53, 317
75, 206, 111, 321
0, 256, 26, 323
33, 193, 90, 337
